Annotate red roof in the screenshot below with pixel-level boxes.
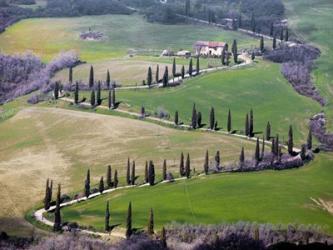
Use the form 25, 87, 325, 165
194, 41, 225, 48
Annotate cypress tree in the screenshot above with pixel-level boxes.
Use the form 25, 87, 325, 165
74, 81, 79, 104
44, 179, 50, 210
245, 113, 249, 136
255, 137, 260, 164
114, 170, 118, 188
273, 35, 277, 49
221, 48, 226, 65
85, 169, 90, 198
108, 90, 112, 109
181, 65, 185, 79
232, 39, 238, 63
215, 150, 220, 168
189, 58, 193, 76
53, 184, 61, 232
209, 107, 215, 130
54, 81, 59, 100
227, 109, 232, 133
145, 161, 149, 183
172, 58, 176, 78
106, 70, 111, 89
185, 153, 191, 178
131, 161, 136, 185
126, 202, 132, 239
270, 22, 274, 36
174, 110, 179, 125
105, 201, 110, 232
285, 28, 289, 41
197, 111, 202, 128
185, 0, 190, 16
107, 165, 112, 188
148, 160, 155, 186
240, 147, 245, 168
148, 208, 154, 235
251, 51, 255, 60
162, 66, 169, 87
90, 90, 95, 107
307, 129, 312, 150
260, 36, 264, 52
301, 145, 306, 160
69, 67, 73, 84
261, 136, 265, 160
251, 13, 256, 32
141, 106, 145, 117
238, 14, 242, 28
99, 176, 104, 193
111, 88, 116, 108
191, 103, 197, 129
161, 227, 167, 248
271, 138, 276, 155
204, 150, 209, 175
147, 66, 152, 87
180, 152, 185, 176
156, 64, 159, 83
249, 109, 254, 137
89, 65, 94, 88
288, 125, 294, 155
280, 28, 284, 41
49, 180, 53, 205
275, 134, 280, 156
196, 56, 200, 75
162, 159, 167, 181
225, 44, 230, 66
126, 158, 131, 185
266, 122, 271, 140
96, 81, 101, 105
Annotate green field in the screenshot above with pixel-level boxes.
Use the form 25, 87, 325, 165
61, 153, 333, 233
76, 60, 321, 144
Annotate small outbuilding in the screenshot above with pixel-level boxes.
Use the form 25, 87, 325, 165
194, 41, 226, 57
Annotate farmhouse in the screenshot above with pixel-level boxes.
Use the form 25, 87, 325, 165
194, 41, 226, 57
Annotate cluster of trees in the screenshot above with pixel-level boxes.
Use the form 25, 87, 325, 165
179, 152, 191, 178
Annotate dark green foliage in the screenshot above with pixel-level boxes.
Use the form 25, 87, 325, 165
196, 56, 200, 75
275, 134, 280, 156
126, 158, 131, 185
227, 109, 232, 132
204, 150, 209, 175
189, 58, 193, 76
260, 36, 264, 52
148, 160, 155, 186
232, 40, 238, 63
209, 107, 215, 130
162, 160, 167, 181
280, 28, 284, 41
266, 122, 271, 140
261, 136, 265, 159
245, 113, 249, 136
240, 147, 245, 167
85, 169, 90, 198
232, 18, 237, 30
54, 81, 59, 100
89, 65, 94, 88
174, 110, 179, 125
108, 90, 112, 109
68, 67, 73, 84
271, 138, 276, 155
285, 28, 289, 41
114, 170, 118, 188
191, 103, 197, 129
273, 35, 277, 49
185, 153, 191, 178
251, 51, 255, 60
90, 90, 95, 106
141, 106, 145, 117
105, 201, 110, 232
197, 111, 202, 128
181, 65, 185, 79
162, 66, 169, 87
126, 202, 132, 239
288, 125, 294, 155
301, 145, 306, 160
251, 13, 256, 33
215, 151, 220, 168
148, 208, 154, 235
53, 184, 61, 232
96, 81, 101, 105
221, 48, 226, 65
270, 22, 274, 36
106, 70, 111, 89
179, 152, 185, 176
249, 109, 254, 137
107, 165, 112, 188
156, 65, 159, 83
161, 227, 167, 248
225, 43, 230, 66
145, 161, 149, 183
131, 161, 136, 185
185, 0, 190, 16
99, 176, 104, 193
238, 14, 242, 28
44, 179, 52, 210
172, 58, 176, 77
255, 137, 260, 164
147, 66, 153, 87
307, 129, 312, 150
74, 81, 79, 104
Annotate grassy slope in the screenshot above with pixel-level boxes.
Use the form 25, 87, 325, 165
61, 153, 333, 233
77, 60, 321, 144
283, 0, 333, 130
0, 103, 255, 235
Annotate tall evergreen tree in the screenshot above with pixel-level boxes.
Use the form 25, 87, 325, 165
145, 161, 149, 183
172, 58, 176, 78
270, 22, 274, 36
161, 227, 167, 248
53, 184, 62, 231
300, 145, 306, 160
89, 65, 94, 88
74, 81, 79, 104
147, 66, 152, 87
155, 65, 159, 83
105, 201, 110, 232
227, 109, 232, 132
261, 136, 265, 160
238, 14, 242, 28
249, 109, 254, 137
99, 176, 104, 193
162, 159, 167, 181
44, 179, 51, 210
239, 147, 245, 168
111, 88, 116, 108
185, 0, 190, 16
148, 160, 155, 186
90, 90, 95, 107
54, 81, 59, 100
189, 58, 193, 76
191, 103, 197, 129
108, 90, 112, 109
180, 152, 185, 177
148, 208, 154, 235
273, 35, 277, 49
107, 165, 112, 188
245, 113, 249, 136
225, 44, 230, 66
255, 137, 260, 164
106, 70, 111, 89
209, 107, 215, 130
197, 111, 202, 128
131, 161, 136, 185
126, 158, 131, 185
232, 39, 238, 63
280, 28, 284, 41
69, 67, 73, 84
271, 138, 276, 155
181, 65, 185, 79
251, 51, 255, 60
288, 125, 294, 155
85, 169, 90, 198
114, 170, 118, 188
307, 129, 312, 150
221, 48, 226, 65
162, 66, 169, 87
204, 150, 209, 175
96, 81, 101, 105
275, 134, 280, 156
126, 202, 132, 239
185, 153, 191, 178
266, 122, 271, 140
174, 110, 179, 125
251, 13, 256, 33
215, 151, 220, 168
196, 56, 200, 75
285, 28, 289, 41
260, 36, 264, 52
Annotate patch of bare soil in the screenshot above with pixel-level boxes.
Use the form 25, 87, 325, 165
311, 197, 333, 215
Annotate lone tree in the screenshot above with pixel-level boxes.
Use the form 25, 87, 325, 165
232, 39, 238, 63
84, 169, 90, 198
53, 184, 62, 232
107, 165, 112, 188
148, 161, 155, 186
274, 134, 280, 156
266, 122, 271, 140
240, 147, 245, 168
260, 36, 264, 52
288, 125, 294, 155
221, 47, 226, 65
89, 65, 94, 88
44, 179, 52, 210
204, 150, 209, 175
105, 201, 110, 232
108, 88, 116, 109
215, 150, 221, 168
251, 13, 256, 32
148, 208, 154, 235
209, 107, 215, 130
261, 136, 265, 160
162, 159, 167, 181
69, 67, 73, 84
270, 22, 274, 36
174, 110, 179, 125
245, 113, 249, 136
131, 161, 136, 185
251, 51, 255, 60
162, 66, 169, 87
185, 0, 190, 16
96, 81, 101, 105
172, 58, 176, 78
191, 103, 197, 129
155, 65, 159, 83
90, 90, 95, 107
307, 129, 312, 150
197, 111, 202, 128
300, 145, 306, 160
126, 202, 132, 239
185, 153, 191, 178
74, 81, 79, 104
227, 109, 232, 133
147, 66, 153, 87
54, 81, 59, 100
255, 137, 260, 164
145, 161, 149, 183
106, 70, 111, 89
181, 65, 185, 79
196, 56, 200, 75
114, 170, 119, 188
285, 28, 289, 41
273, 35, 277, 49
249, 109, 254, 137
188, 58, 193, 77
280, 28, 284, 41
161, 227, 167, 248
99, 176, 104, 193
180, 152, 185, 177
126, 158, 131, 185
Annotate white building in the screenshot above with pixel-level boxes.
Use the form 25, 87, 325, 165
194, 41, 226, 57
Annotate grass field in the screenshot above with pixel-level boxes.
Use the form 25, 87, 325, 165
0, 105, 255, 235
76, 60, 321, 144
0, 14, 258, 62
60, 153, 333, 233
